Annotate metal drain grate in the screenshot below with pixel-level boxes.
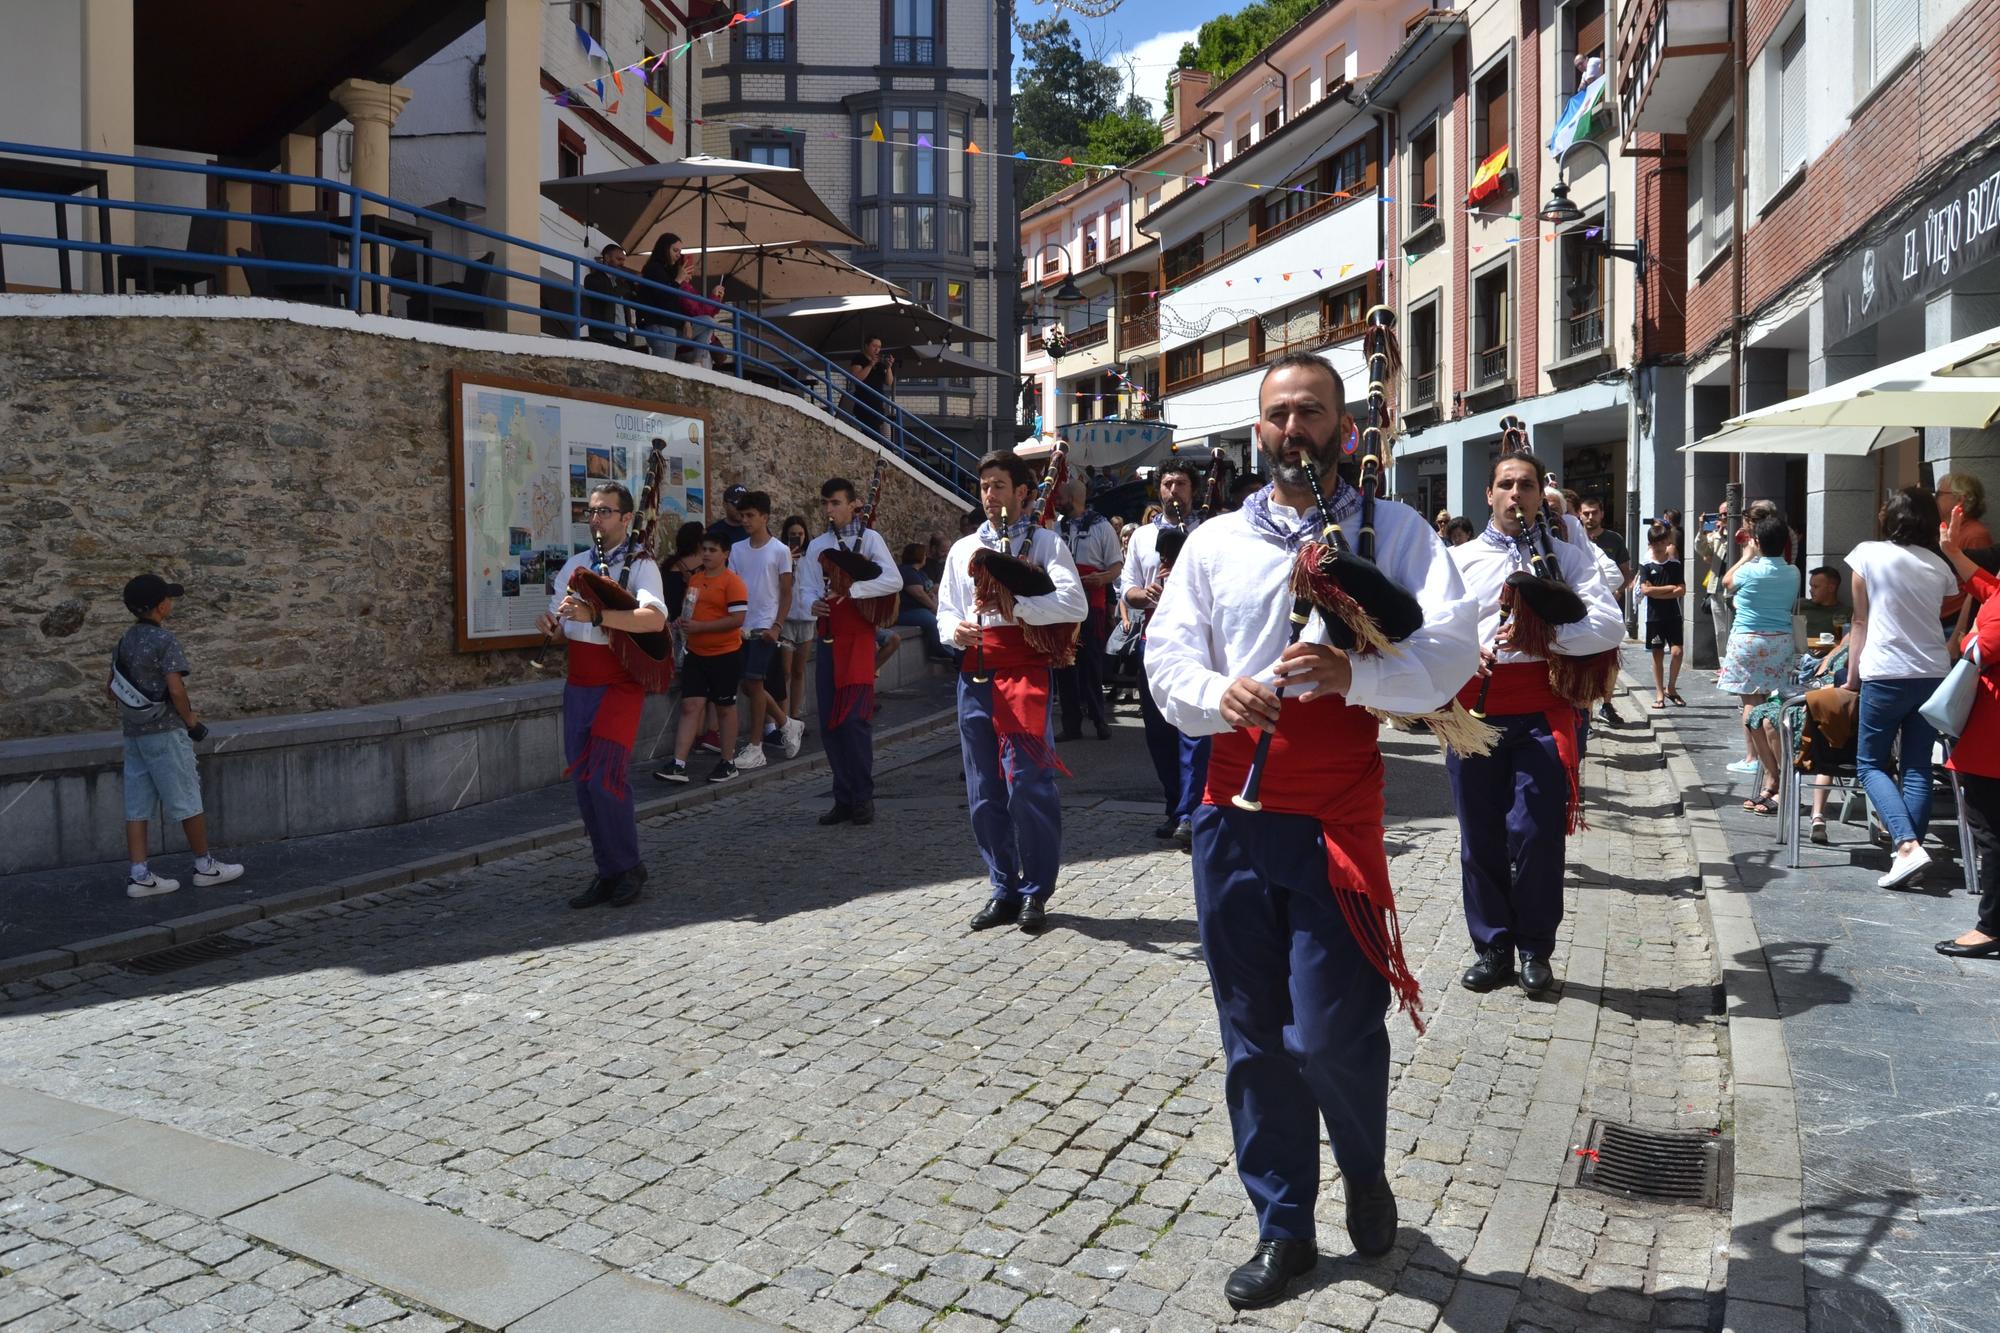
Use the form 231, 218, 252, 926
119, 933, 269, 976
1574, 1121, 1728, 1207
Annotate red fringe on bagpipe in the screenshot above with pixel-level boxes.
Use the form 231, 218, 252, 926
1507, 604, 1560, 662
1550, 649, 1621, 711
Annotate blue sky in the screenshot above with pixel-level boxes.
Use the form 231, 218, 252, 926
1010, 0, 1213, 117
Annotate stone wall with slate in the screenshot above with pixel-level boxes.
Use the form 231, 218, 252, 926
0, 314, 969, 741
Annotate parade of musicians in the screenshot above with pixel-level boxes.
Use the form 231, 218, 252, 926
5, 0, 2000, 1330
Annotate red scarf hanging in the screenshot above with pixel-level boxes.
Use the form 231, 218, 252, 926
564, 640, 643, 801
964, 626, 1071, 778
1076, 564, 1109, 616
825, 596, 877, 728
1204, 695, 1425, 1033
1455, 662, 1585, 832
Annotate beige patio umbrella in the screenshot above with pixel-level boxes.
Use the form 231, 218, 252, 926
677, 242, 908, 313
540, 158, 859, 288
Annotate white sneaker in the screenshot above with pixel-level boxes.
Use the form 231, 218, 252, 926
780, 718, 806, 759
1877, 844, 1932, 888
733, 745, 768, 770
126, 872, 180, 899
193, 860, 245, 888
1725, 758, 1761, 774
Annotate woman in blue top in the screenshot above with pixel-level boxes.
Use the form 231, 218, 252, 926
1721, 515, 1801, 812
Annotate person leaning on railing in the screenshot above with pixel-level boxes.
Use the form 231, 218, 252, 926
1936, 509, 2000, 959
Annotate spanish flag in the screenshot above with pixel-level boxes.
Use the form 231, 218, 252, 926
1467, 145, 1510, 205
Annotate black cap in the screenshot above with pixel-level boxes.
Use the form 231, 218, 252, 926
123, 574, 184, 616
724, 484, 749, 506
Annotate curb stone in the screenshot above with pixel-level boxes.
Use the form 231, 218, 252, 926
2, 709, 958, 986
1630, 664, 1810, 1330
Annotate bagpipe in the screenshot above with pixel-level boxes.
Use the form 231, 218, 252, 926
1235, 306, 1493, 811
968, 437, 1082, 671
817, 450, 901, 644
1472, 418, 1619, 712
563, 438, 675, 693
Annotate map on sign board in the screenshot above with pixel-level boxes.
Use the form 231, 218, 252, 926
450, 372, 709, 652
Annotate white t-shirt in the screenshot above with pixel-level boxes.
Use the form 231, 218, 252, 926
728, 534, 793, 632
1847, 540, 1956, 680
548, 550, 666, 646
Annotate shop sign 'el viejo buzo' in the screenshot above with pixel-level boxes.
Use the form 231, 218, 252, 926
1825, 144, 2000, 345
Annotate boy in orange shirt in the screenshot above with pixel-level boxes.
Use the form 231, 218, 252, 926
661, 535, 749, 783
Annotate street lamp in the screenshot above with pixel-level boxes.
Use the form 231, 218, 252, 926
1539, 141, 1647, 277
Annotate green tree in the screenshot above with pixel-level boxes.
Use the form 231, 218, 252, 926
1081, 97, 1164, 175
1171, 0, 1324, 102
1013, 17, 1126, 206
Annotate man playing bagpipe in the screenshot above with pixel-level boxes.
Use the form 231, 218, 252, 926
1121, 459, 1208, 845
795, 475, 903, 827
540, 481, 671, 909
1054, 478, 1122, 742
938, 450, 1087, 936
1144, 351, 1482, 1307
1448, 449, 1624, 995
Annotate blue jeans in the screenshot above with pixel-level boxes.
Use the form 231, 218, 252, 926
1856, 676, 1945, 845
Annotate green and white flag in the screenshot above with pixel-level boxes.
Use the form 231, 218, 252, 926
1548, 75, 1607, 158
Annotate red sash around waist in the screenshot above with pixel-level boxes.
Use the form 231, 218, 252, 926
963, 626, 1068, 778
564, 640, 642, 800
1455, 661, 1584, 832
1078, 564, 1109, 615
824, 596, 877, 729
1204, 693, 1423, 1032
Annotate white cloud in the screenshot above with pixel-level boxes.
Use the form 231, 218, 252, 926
1113, 28, 1201, 117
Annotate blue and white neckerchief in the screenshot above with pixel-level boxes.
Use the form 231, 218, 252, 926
830, 517, 868, 549
1242, 479, 1360, 553
979, 512, 1039, 552
1154, 509, 1199, 533
1058, 509, 1102, 544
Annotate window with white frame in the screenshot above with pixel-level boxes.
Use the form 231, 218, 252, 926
1774, 21, 1808, 186
1707, 117, 1735, 259
1861, 0, 1921, 90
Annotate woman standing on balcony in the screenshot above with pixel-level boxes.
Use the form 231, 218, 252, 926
1847, 487, 1958, 888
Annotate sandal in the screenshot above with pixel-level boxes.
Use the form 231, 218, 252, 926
1652, 695, 1667, 709
1744, 791, 1779, 815
1667, 692, 1688, 706
1810, 816, 1828, 844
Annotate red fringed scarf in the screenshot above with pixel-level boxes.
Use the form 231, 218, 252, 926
564, 640, 643, 801
965, 627, 1071, 779
1204, 695, 1425, 1033
824, 596, 877, 728
1456, 662, 1586, 833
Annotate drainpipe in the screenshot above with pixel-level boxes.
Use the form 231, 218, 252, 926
1727, 0, 1746, 518
1261, 54, 1288, 132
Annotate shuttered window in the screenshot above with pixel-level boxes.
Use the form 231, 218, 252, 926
1476, 64, 1510, 159
1574, 0, 1605, 63
1413, 122, 1439, 212
1872, 0, 1921, 84
1777, 25, 1807, 178
1709, 120, 1735, 251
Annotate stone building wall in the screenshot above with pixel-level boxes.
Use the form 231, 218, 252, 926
0, 313, 968, 740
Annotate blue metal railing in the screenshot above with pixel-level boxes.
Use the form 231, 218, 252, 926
0, 140, 981, 498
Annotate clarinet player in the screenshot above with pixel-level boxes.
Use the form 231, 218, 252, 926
1144, 354, 1479, 1308
1448, 452, 1623, 994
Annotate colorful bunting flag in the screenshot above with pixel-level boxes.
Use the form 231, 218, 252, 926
869, 121, 886, 143
917, 135, 932, 148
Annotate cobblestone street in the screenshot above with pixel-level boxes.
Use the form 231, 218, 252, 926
0, 683, 1733, 1332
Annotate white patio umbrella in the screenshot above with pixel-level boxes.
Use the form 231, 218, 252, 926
760, 293, 992, 354
1684, 324, 2000, 453
677, 242, 907, 313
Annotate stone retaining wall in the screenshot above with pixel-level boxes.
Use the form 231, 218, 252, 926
0, 309, 967, 740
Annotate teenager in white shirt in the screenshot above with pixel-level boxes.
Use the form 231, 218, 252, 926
726, 492, 806, 768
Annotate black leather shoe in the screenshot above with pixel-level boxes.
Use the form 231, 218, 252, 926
607, 865, 647, 907
1172, 819, 1193, 849
1094, 720, 1111, 740
818, 803, 854, 826
850, 800, 875, 826
1153, 818, 1179, 839
568, 877, 613, 910
1519, 953, 1555, 994
1936, 935, 2000, 958
1222, 1238, 1316, 1310
1018, 897, 1049, 934
1343, 1173, 1398, 1258
1056, 727, 1082, 742
970, 897, 1020, 931
1461, 948, 1516, 992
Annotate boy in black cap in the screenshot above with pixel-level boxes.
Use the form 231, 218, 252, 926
108, 574, 243, 898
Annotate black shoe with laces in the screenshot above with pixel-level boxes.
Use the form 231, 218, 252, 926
607, 864, 647, 907
1461, 947, 1516, 992
818, 803, 853, 826
1018, 897, 1049, 934
568, 877, 614, 910
970, 897, 1020, 931
1153, 818, 1179, 840
1519, 953, 1555, 994
850, 800, 875, 826
1343, 1173, 1398, 1258
1222, 1238, 1317, 1310
655, 760, 689, 784
1172, 818, 1193, 849
707, 760, 739, 784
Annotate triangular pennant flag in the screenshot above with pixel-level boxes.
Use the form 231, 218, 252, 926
594, 79, 605, 101
917, 134, 932, 149
1378, 194, 1393, 203
1337, 264, 1350, 276
1059, 156, 1073, 165
607, 99, 620, 116
554, 92, 570, 107
1193, 175, 1209, 186
611, 68, 624, 94
648, 104, 664, 118
1374, 260, 1387, 271
1282, 273, 1290, 281
869, 121, 886, 142
1253, 276, 1262, 283
1505, 236, 1521, 243
1405, 255, 1420, 266
1472, 245, 1483, 253
1014, 150, 1028, 159
966, 141, 981, 154
1313, 268, 1323, 278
